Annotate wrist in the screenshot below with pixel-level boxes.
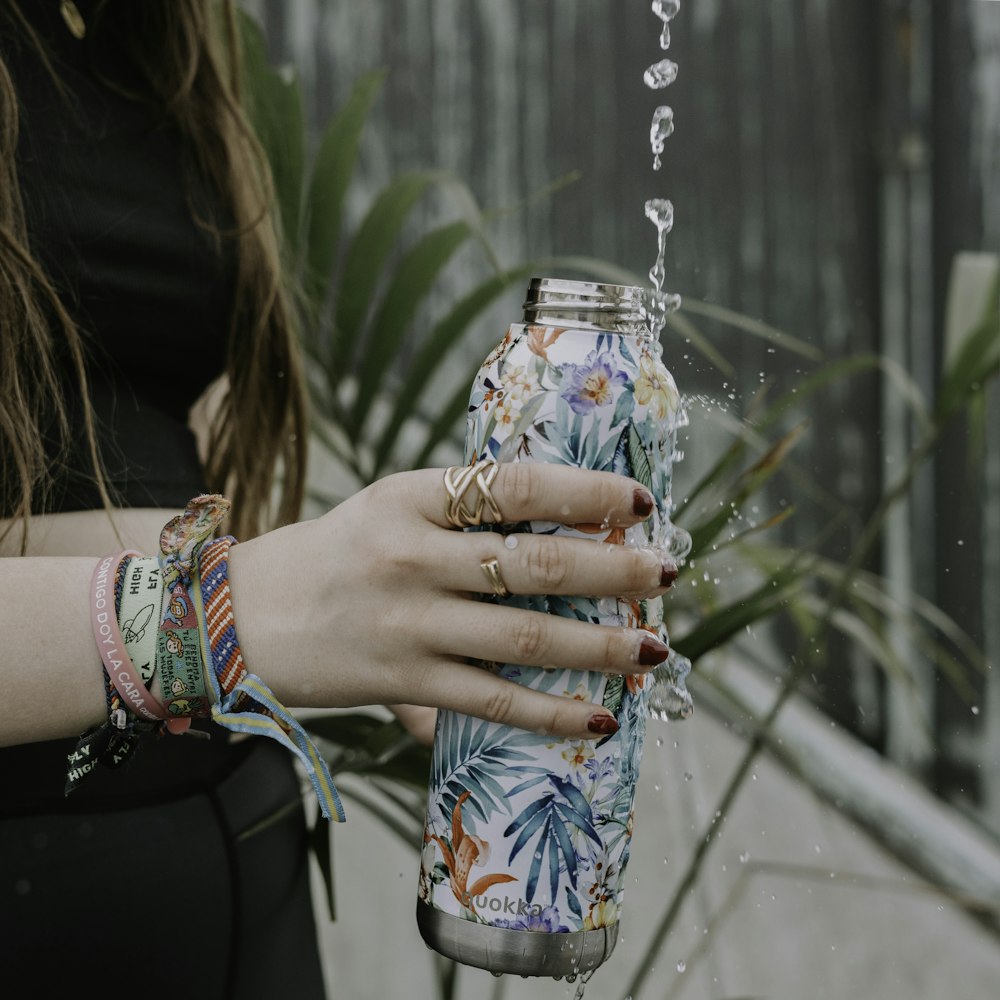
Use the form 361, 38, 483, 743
226, 518, 327, 709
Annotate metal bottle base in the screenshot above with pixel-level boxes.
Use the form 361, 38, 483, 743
417, 901, 618, 978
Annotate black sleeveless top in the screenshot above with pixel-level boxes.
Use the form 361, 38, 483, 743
1, 1, 252, 811
4, 0, 234, 511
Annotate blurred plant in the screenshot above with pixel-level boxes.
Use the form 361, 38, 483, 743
238, 12, 999, 1000
240, 15, 615, 502
619, 266, 999, 1000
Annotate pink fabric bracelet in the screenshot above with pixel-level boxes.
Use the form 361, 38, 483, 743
90, 550, 169, 724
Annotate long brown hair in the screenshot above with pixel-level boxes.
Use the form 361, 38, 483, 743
0, 0, 307, 549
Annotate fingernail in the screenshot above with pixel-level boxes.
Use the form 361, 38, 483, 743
638, 635, 670, 666
633, 488, 654, 517
660, 558, 679, 588
588, 713, 619, 736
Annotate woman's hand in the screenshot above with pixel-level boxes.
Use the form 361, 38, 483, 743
227, 464, 676, 742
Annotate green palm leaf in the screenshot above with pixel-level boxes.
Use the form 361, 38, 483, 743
237, 12, 306, 253
331, 170, 442, 369
305, 67, 388, 307
936, 273, 1000, 421
372, 265, 537, 475
411, 354, 489, 469
684, 420, 807, 557
349, 220, 474, 434
672, 556, 811, 662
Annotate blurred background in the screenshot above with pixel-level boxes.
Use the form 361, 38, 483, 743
241, 2, 999, 998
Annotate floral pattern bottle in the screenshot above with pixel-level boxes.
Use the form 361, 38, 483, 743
416, 278, 690, 979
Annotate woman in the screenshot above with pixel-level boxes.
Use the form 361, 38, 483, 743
0, 2, 674, 994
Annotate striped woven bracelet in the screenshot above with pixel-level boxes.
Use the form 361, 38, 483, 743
198, 535, 346, 822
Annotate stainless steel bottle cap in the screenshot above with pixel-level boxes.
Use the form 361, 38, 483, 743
522, 277, 651, 336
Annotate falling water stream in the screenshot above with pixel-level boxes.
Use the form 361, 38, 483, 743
565, 7, 692, 1000
643, 0, 681, 339
642, 0, 694, 728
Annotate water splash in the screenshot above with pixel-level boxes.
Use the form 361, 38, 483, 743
649, 648, 694, 721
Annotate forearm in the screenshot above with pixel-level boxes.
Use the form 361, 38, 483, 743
0, 556, 108, 746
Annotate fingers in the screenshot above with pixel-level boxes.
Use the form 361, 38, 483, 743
433, 599, 670, 674
410, 659, 623, 741
435, 531, 678, 598
386, 703, 437, 746
406, 464, 655, 530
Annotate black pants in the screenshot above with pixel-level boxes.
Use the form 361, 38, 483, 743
0, 738, 326, 998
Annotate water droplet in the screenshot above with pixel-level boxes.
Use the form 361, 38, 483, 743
649, 105, 675, 170
740, 851, 749, 863
652, 0, 681, 19
683, 771, 693, 781
491, 971, 503, 978
644, 58, 678, 89
971, 705, 980, 715
645, 197, 674, 235
676, 960, 686, 973
652, 0, 680, 48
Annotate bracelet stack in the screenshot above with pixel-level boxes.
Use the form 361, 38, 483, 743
66, 494, 345, 822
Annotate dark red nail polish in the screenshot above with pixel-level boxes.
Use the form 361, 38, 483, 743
588, 713, 619, 736
638, 635, 670, 666
633, 488, 654, 517
660, 559, 679, 588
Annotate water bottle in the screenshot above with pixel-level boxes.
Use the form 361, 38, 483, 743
416, 277, 691, 979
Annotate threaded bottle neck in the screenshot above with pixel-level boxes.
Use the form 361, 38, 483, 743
521, 278, 651, 336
